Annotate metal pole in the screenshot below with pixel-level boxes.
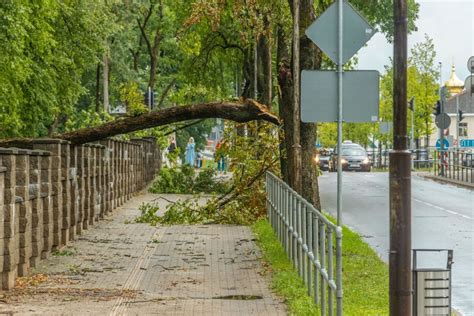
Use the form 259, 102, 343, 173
390, 1, 412, 315
456, 95, 459, 149
336, 1, 343, 316
411, 103, 414, 170
292, 0, 302, 193
336, 0, 343, 227
439, 62, 445, 176
148, 86, 151, 109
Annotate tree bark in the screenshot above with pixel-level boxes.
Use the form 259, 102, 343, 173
59, 100, 277, 144
95, 63, 101, 112
277, 25, 292, 184
290, 0, 326, 207
0, 100, 278, 147
103, 54, 109, 113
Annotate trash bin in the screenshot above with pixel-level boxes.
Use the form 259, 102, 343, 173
413, 249, 453, 316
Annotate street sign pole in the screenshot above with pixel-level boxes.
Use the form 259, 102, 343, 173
303, 4, 376, 315
456, 95, 459, 149
336, 0, 343, 228
410, 98, 415, 170
439, 63, 446, 176
390, 0, 412, 314
336, 1, 343, 315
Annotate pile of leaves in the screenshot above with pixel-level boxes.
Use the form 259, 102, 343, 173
149, 164, 228, 194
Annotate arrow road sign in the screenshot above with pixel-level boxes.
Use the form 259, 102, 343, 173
436, 138, 450, 150
301, 70, 379, 123
305, 0, 375, 65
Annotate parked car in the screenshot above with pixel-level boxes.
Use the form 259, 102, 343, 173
315, 149, 333, 171
332, 141, 371, 172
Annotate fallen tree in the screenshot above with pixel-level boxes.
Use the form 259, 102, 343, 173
0, 99, 279, 146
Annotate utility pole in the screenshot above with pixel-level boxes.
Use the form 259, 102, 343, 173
456, 95, 459, 149
103, 54, 110, 113
292, 0, 302, 193
390, 1, 412, 314
439, 62, 445, 176
409, 97, 415, 170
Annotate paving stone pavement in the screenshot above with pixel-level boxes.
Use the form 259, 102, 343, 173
0, 192, 286, 315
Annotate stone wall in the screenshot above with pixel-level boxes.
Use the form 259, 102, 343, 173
0, 138, 160, 289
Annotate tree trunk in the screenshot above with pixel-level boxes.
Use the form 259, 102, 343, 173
277, 25, 292, 184
1, 100, 278, 147
103, 54, 109, 113
59, 100, 278, 145
257, 18, 272, 108
95, 63, 101, 112
277, 24, 294, 185
296, 0, 325, 207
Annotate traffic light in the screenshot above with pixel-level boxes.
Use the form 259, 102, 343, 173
433, 101, 441, 116
408, 97, 415, 111
458, 109, 464, 122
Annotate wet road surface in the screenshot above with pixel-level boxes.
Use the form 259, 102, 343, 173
319, 172, 474, 315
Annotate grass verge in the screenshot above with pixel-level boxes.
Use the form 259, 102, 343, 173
252, 219, 389, 316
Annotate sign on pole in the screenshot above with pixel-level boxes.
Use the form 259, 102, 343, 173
305, 1, 375, 65
435, 113, 451, 130
460, 139, 474, 148
467, 56, 474, 73
301, 70, 379, 122
464, 75, 474, 95
436, 138, 450, 150
379, 122, 393, 134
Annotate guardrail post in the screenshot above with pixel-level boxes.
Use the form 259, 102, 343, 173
313, 215, 319, 305
328, 229, 334, 316
336, 227, 343, 316
265, 172, 343, 314
320, 221, 326, 315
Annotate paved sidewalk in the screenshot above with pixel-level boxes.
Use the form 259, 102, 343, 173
0, 193, 286, 315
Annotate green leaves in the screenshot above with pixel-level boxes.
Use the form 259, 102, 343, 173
0, 0, 112, 137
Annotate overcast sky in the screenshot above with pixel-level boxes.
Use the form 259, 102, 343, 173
357, 0, 474, 82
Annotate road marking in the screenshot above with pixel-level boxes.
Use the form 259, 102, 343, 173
413, 198, 473, 220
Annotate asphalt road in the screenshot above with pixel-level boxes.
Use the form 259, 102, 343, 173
319, 171, 474, 315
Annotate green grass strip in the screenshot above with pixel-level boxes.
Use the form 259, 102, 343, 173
252, 219, 389, 316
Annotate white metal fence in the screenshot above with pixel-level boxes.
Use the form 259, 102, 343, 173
265, 172, 343, 316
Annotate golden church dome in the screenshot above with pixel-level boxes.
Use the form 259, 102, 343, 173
444, 64, 464, 96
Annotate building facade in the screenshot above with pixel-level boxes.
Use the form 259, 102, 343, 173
429, 65, 474, 149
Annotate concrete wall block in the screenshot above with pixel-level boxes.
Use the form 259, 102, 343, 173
28, 184, 40, 200
4, 188, 16, 205
14, 155, 28, 171
0, 156, 15, 175
3, 203, 16, 230
40, 155, 51, 170
32, 143, 60, 156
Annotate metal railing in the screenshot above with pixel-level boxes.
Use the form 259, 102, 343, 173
266, 172, 343, 316
433, 150, 474, 184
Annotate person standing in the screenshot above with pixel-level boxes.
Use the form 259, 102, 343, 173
215, 139, 226, 174
166, 136, 177, 167
185, 137, 196, 166
168, 136, 177, 153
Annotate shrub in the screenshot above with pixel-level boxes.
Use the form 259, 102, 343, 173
149, 165, 228, 194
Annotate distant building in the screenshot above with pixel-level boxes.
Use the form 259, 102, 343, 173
429, 64, 474, 148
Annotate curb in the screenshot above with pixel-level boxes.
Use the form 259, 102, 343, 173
417, 173, 474, 190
